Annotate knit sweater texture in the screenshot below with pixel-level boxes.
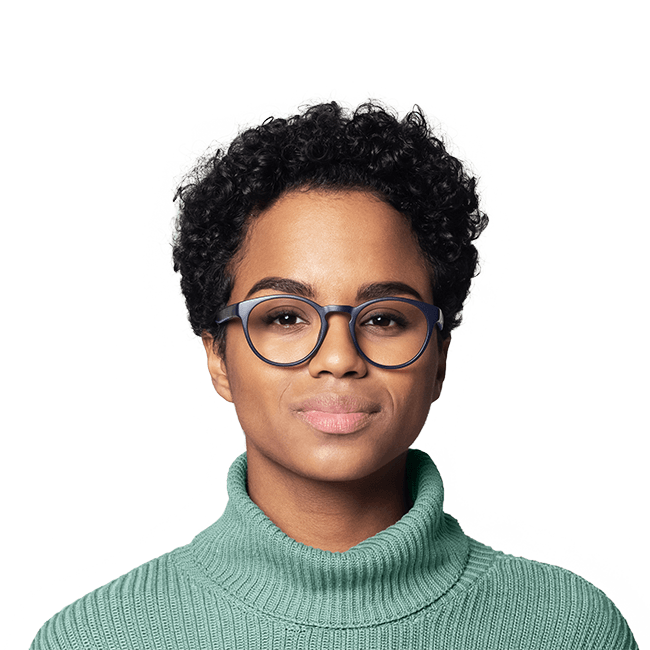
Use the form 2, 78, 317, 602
31, 449, 637, 649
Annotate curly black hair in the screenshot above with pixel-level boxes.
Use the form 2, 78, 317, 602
172, 101, 488, 356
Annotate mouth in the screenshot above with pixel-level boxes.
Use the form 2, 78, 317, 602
291, 395, 380, 435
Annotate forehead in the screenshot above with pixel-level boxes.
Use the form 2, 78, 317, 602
231, 189, 433, 303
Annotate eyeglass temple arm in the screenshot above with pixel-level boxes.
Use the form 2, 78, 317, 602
215, 304, 240, 324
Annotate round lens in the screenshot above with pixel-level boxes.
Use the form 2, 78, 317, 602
247, 298, 321, 364
355, 300, 428, 367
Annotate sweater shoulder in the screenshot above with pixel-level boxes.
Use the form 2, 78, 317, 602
458, 538, 638, 649
29, 547, 183, 650
493, 548, 630, 620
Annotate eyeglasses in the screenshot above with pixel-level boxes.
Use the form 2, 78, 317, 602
215, 294, 444, 369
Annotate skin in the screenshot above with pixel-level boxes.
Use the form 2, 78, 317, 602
202, 189, 450, 553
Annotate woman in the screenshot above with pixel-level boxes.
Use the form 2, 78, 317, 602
30, 102, 638, 649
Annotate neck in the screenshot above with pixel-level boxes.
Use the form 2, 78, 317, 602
245, 443, 413, 553
184, 448, 469, 627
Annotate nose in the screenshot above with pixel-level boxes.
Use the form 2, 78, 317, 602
308, 313, 368, 378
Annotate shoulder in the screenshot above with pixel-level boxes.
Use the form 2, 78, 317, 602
454, 538, 638, 649
29, 548, 182, 650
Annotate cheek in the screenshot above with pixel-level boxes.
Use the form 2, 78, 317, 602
397, 373, 436, 414
226, 350, 292, 428
387, 355, 441, 424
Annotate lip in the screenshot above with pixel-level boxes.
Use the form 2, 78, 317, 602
291, 395, 380, 434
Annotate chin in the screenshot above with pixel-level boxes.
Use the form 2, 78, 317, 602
290, 440, 405, 483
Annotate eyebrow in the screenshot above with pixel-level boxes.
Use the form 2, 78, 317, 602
356, 282, 424, 303
244, 277, 316, 300
244, 277, 424, 303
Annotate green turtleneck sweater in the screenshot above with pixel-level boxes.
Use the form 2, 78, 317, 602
30, 449, 637, 649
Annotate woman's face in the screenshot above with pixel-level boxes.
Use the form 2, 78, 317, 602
203, 189, 449, 483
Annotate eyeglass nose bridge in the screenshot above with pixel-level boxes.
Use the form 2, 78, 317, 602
312, 304, 360, 359
321, 304, 355, 318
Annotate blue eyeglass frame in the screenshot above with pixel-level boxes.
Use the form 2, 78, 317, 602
215, 294, 444, 369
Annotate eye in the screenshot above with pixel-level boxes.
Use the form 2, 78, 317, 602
360, 312, 408, 329
266, 311, 308, 327
363, 315, 394, 327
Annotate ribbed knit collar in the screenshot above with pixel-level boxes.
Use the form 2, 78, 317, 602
185, 448, 469, 627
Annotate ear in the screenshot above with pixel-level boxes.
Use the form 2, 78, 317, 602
201, 333, 233, 403
431, 335, 451, 404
